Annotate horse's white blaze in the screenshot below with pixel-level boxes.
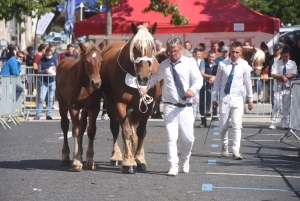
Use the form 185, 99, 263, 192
92, 52, 96, 57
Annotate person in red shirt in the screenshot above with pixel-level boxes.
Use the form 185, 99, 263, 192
33, 44, 46, 107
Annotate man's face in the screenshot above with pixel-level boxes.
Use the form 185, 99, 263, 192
67, 47, 74, 55
230, 46, 242, 62
51, 46, 56, 51
282, 53, 290, 64
196, 51, 201, 59
244, 42, 250, 46
167, 44, 182, 63
208, 53, 216, 64
211, 44, 218, 52
156, 44, 162, 51
222, 51, 229, 58
45, 51, 53, 57
16, 53, 25, 60
274, 49, 281, 56
184, 42, 192, 51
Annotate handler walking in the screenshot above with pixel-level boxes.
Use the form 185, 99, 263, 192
140, 37, 202, 176
212, 41, 254, 160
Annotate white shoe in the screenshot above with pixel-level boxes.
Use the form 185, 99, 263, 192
222, 145, 228, 157
269, 125, 276, 130
102, 114, 110, 120
181, 159, 190, 173
232, 153, 243, 160
167, 166, 178, 176
52, 106, 59, 110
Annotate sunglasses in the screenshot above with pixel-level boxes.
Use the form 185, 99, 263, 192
17, 55, 24, 59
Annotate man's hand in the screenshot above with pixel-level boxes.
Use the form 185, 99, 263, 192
208, 76, 215, 84
213, 101, 218, 108
248, 102, 254, 110
139, 87, 147, 95
185, 89, 194, 98
282, 75, 288, 82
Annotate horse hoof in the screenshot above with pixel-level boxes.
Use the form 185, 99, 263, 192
72, 162, 83, 171
110, 160, 122, 166
61, 160, 70, 166
86, 163, 96, 170
122, 166, 136, 174
136, 163, 147, 172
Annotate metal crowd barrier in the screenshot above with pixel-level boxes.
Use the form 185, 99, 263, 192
195, 77, 274, 119
0, 76, 24, 129
23, 72, 57, 120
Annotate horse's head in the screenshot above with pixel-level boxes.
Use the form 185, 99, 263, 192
129, 22, 157, 86
78, 40, 105, 89
242, 46, 265, 75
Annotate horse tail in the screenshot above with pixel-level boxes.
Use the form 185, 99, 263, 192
127, 109, 138, 154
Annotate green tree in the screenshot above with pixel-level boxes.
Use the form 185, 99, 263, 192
0, 0, 60, 22
240, 0, 300, 25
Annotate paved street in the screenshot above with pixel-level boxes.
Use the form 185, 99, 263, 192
0, 117, 300, 200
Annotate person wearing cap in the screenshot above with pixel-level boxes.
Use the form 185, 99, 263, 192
215, 45, 229, 66
154, 39, 166, 53
269, 48, 297, 130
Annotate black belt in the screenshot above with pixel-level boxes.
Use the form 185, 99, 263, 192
164, 102, 192, 108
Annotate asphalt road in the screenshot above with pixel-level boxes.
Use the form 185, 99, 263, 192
0, 118, 300, 201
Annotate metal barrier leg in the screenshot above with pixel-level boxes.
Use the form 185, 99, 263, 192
6, 115, 18, 125
279, 129, 300, 142
0, 118, 11, 129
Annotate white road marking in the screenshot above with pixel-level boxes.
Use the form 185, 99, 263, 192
206, 172, 300, 179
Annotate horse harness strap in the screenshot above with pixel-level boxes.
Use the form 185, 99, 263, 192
117, 46, 154, 113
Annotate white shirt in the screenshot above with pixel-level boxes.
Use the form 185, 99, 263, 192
150, 55, 203, 104
212, 58, 253, 103
271, 60, 298, 91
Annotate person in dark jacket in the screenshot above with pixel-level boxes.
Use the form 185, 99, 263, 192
6, 44, 16, 61
33, 47, 57, 120
290, 38, 300, 75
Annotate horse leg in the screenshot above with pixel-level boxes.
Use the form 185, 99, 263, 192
120, 115, 137, 174
129, 109, 150, 172
69, 108, 83, 171
59, 99, 70, 166
107, 102, 123, 166
85, 107, 100, 170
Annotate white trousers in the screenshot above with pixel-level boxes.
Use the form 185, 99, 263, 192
163, 104, 195, 167
220, 98, 244, 154
193, 91, 200, 116
271, 90, 290, 126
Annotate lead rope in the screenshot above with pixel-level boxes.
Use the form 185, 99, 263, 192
133, 59, 154, 113
117, 46, 154, 113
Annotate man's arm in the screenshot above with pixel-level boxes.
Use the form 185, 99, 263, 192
212, 64, 222, 102
10, 61, 21, 76
243, 64, 254, 110
187, 59, 203, 97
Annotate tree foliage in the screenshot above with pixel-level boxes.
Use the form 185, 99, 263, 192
97, 0, 188, 26
240, 0, 300, 25
0, 0, 60, 22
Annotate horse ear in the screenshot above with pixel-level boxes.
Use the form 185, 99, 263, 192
131, 22, 138, 35
98, 39, 106, 51
78, 40, 87, 52
149, 22, 157, 35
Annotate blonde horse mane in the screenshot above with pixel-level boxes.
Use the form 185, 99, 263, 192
129, 25, 156, 62
252, 48, 265, 63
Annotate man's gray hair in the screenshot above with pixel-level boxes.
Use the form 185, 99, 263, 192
154, 39, 162, 46
166, 37, 182, 48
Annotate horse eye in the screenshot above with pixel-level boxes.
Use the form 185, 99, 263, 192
147, 61, 151, 66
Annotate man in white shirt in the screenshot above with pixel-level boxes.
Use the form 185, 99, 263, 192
212, 41, 254, 160
269, 49, 297, 130
154, 39, 166, 53
140, 37, 203, 176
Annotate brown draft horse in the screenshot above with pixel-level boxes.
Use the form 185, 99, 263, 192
56, 40, 105, 171
242, 46, 265, 76
101, 22, 159, 174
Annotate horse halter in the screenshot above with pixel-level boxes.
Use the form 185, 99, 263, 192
117, 46, 154, 113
